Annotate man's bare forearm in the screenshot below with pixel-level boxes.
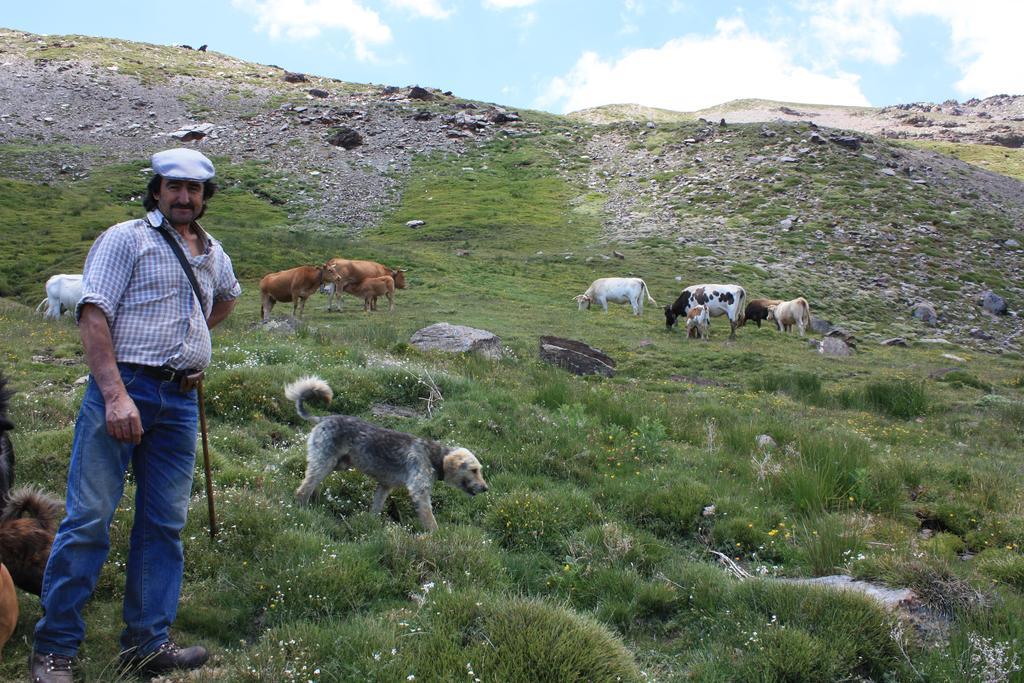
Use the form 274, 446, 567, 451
80, 303, 143, 443
207, 298, 236, 329
79, 304, 126, 401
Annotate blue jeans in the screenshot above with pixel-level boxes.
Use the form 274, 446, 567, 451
34, 365, 198, 657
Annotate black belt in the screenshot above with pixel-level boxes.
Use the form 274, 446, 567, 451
121, 363, 198, 383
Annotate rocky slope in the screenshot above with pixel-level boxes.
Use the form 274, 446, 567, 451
572, 95, 1024, 149
0, 28, 526, 231
579, 119, 1023, 347
1, 28, 1021, 350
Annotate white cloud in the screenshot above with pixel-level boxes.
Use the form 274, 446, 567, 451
893, 0, 1024, 97
807, 0, 902, 65
538, 18, 870, 114
482, 0, 538, 9
808, 0, 1024, 97
387, 0, 453, 20
232, 0, 392, 60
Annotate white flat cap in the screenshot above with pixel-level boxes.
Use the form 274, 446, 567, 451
151, 148, 215, 181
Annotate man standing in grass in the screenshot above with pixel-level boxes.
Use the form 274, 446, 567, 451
30, 149, 240, 682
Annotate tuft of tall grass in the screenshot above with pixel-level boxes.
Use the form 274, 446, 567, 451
774, 434, 872, 516
797, 514, 866, 576
531, 367, 573, 410
863, 380, 930, 418
751, 369, 823, 403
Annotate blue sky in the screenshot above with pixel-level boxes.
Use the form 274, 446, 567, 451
5, 1, 1022, 114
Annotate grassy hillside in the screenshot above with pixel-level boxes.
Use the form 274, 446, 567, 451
2, 38, 1024, 682
905, 139, 1024, 182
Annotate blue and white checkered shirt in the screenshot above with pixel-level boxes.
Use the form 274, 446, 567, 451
77, 209, 242, 371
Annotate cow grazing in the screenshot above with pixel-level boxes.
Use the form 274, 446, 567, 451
665, 284, 746, 339
574, 277, 656, 316
325, 258, 406, 312
767, 297, 811, 336
742, 298, 783, 328
36, 274, 83, 320
259, 264, 334, 320
343, 275, 395, 312
686, 305, 710, 340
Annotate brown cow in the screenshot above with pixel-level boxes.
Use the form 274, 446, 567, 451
343, 275, 395, 312
259, 264, 334, 320
742, 298, 783, 328
325, 258, 406, 311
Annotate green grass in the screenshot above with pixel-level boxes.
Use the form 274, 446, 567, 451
905, 139, 1024, 182
3, 100, 1024, 681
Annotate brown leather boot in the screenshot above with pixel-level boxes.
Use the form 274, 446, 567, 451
29, 651, 74, 683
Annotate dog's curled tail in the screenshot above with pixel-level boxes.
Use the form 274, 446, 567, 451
284, 376, 334, 423
1, 486, 63, 531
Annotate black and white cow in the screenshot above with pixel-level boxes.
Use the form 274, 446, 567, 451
665, 283, 746, 339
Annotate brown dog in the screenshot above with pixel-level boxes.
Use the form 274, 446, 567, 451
0, 563, 16, 656
0, 486, 63, 595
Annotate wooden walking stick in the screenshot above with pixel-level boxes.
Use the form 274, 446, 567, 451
196, 378, 218, 538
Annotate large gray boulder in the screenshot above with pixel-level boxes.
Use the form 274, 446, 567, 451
410, 323, 502, 359
819, 336, 855, 356
912, 302, 938, 326
980, 290, 1008, 315
809, 316, 835, 335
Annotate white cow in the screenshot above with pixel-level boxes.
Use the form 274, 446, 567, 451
767, 297, 811, 336
36, 274, 83, 320
575, 277, 657, 316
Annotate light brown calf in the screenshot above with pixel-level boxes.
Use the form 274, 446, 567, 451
344, 275, 395, 312
686, 304, 710, 340
259, 264, 333, 320
325, 258, 406, 311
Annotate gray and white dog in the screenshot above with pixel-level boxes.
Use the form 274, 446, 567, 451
286, 376, 488, 531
